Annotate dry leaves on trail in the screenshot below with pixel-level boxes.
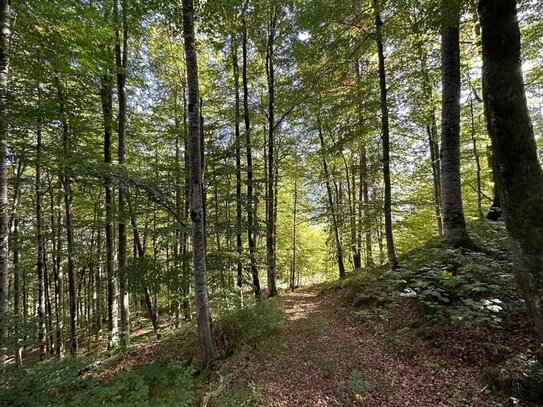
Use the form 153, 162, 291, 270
228, 286, 507, 407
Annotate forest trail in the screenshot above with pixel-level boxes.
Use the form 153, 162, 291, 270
228, 286, 504, 407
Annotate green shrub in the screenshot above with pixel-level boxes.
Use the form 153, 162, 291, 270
485, 352, 543, 402
216, 298, 287, 352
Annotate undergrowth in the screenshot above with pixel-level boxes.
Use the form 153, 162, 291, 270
0, 297, 286, 406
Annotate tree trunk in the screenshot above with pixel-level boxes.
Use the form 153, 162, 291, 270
479, 0, 543, 336
242, 16, 261, 300
265, 8, 278, 297
440, 0, 476, 249
0, 0, 11, 366
486, 147, 503, 221
11, 161, 23, 365
182, 0, 217, 367
36, 126, 47, 361
290, 169, 297, 291
115, 0, 129, 348
373, 0, 398, 269
48, 182, 64, 357
318, 119, 346, 279
233, 42, 243, 290
101, 72, 119, 349
470, 97, 484, 219
56, 77, 78, 355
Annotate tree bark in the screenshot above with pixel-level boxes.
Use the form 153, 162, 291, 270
479, 0, 543, 336
101, 71, 119, 349
265, 7, 278, 297
182, 0, 217, 366
373, 0, 398, 269
242, 15, 261, 300
36, 126, 47, 361
11, 160, 23, 364
233, 42, 243, 289
0, 0, 10, 366
114, 0, 129, 348
56, 77, 78, 355
440, 0, 476, 249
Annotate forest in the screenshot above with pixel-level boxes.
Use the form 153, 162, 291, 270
0, 0, 543, 405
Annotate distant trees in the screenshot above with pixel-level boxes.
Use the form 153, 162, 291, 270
479, 0, 543, 335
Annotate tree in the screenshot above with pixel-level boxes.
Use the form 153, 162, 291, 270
115, 0, 129, 349
479, 0, 543, 335
182, 0, 217, 366
440, 0, 476, 249
373, 0, 398, 270
0, 0, 10, 366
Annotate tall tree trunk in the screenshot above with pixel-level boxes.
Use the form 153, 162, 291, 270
182, 0, 217, 366
48, 181, 64, 357
440, 0, 476, 249
11, 161, 23, 365
115, 0, 129, 348
233, 42, 243, 290
479, 0, 543, 336
470, 97, 484, 219
56, 77, 78, 355
0, 0, 11, 366
318, 119, 346, 279
486, 147, 502, 221
265, 8, 278, 297
242, 16, 260, 300
36, 126, 47, 361
101, 72, 119, 349
373, 0, 398, 269
290, 169, 298, 290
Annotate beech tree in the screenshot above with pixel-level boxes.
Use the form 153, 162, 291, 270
0, 0, 10, 365
479, 0, 543, 335
182, 0, 217, 366
440, 0, 476, 250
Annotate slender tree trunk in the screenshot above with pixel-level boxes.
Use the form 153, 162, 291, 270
265, 8, 278, 297
11, 161, 23, 365
0, 0, 11, 366
182, 0, 217, 366
48, 183, 64, 357
374, 0, 398, 269
101, 72, 119, 349
114, 0, 129, 348
318, 119, 346, 279
290, 170, 297, 291
242, 15, 260, 300
36, 126, 47, 361
440, 0, 476, 249
479, 0, 543, 336
470, 97, 484, 219
233, 42, 243, 290
486, 147, 502, 221
56, 77, 78, 355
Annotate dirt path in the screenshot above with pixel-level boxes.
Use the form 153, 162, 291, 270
230, 286, 506, 407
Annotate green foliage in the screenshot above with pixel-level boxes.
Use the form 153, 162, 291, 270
0, 356, 196, 407
485, 352, 543, 402
348, 369, 373, 395
216, 298, 287, 352
342, 221, 521, 330
209, 380, 263, 407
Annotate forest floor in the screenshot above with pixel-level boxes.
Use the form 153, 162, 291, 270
223, 285, 513, 407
